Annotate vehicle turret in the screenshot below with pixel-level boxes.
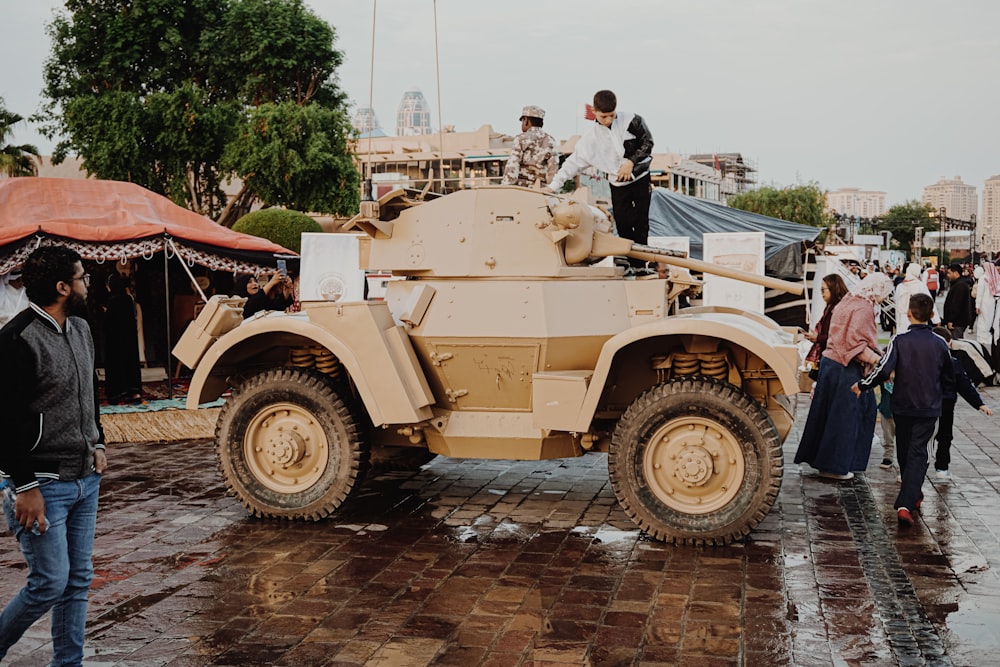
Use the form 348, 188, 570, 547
344, 186, 803, 295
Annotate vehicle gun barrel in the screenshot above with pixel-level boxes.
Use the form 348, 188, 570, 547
590, 232, 805, 296
630, 243, 804, 295
551, 197, 803, 295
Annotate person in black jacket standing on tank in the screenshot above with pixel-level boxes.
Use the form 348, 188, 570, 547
547, 89, 654, 268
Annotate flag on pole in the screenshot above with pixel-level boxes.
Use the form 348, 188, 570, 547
583, 103, 595, 121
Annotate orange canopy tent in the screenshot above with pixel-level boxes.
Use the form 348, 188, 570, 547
0, 178, 297, 380
0, 177, 293, 274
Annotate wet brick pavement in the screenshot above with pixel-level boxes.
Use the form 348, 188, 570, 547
2, 387, 1000, 666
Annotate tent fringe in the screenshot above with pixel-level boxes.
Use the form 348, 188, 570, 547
102, 408, 219, 444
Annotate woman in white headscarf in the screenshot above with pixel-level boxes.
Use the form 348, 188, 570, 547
894, 263, 936, 334
795, 272, 894, 479
975, 263, 1000, 349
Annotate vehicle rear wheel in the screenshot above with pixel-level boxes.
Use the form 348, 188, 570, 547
216, 367, 367, 520
609, 377, 782, 545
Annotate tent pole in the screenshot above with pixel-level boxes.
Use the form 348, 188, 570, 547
166, 238, 208, 302
163, 238, 173, 400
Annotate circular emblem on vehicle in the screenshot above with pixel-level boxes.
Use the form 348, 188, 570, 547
318, 273, 347, 302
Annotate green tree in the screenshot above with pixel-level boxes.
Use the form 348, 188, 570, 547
203, 0, 345, 107
0, 98, 41, 177
727, 183, 830, 227
221, 101, 359, 223
878, 200, 936, 257
40, 0, 356, 223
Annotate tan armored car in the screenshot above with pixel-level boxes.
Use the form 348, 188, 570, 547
174, 186, 805, 545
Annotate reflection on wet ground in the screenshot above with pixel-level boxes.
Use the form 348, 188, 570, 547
1, 390, 998, 665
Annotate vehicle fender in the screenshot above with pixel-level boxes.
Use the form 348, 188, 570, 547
186, 313, 434, 425
570, 311, 800, 432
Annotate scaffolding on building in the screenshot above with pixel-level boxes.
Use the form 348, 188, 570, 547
687, 153, 757, 197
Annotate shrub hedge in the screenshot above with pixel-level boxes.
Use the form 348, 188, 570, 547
232, 208, 322, 254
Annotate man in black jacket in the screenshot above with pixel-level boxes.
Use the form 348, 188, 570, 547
930, 326, 993, 481
943, 263, 973, 339
0, 246, 107, 665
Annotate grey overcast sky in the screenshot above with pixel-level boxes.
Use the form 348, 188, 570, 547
2, 0, 999, 206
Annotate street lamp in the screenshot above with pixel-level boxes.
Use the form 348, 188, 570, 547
937, 207, 947, 268
970, 213, 977, 260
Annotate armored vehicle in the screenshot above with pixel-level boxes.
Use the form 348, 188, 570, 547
174, 186, 805, 545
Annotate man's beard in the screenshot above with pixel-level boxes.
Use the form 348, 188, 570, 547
67, 291, 88, 318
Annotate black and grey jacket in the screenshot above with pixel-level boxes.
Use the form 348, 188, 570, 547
0, 303, 104, 493
620, 113, 654, 180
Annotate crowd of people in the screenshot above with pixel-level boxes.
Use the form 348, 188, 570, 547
796, 257, 997, 527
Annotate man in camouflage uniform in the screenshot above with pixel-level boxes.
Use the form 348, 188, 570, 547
502, 105, 559, 188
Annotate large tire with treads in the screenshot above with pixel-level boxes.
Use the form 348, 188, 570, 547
609, 377, 782, 545
216, 367, 367, 520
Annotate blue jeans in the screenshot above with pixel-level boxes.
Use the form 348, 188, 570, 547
0, 473, 101, 666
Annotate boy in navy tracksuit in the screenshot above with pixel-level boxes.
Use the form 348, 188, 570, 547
852, 293, 954, 527
930, 327, 993, 480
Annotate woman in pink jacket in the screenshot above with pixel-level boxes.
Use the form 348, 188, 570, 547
794, 273, 894, 479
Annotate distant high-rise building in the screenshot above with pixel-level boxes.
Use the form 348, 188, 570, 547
921, 176, 978, 222
396, 87, 432, 136
352, 106, 385, 137
826, 188, 887, 218
981, 175, 1000, 254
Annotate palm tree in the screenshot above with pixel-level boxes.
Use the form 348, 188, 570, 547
0, 98, 41, 177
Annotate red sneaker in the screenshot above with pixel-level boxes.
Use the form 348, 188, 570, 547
897, 508, 914, 527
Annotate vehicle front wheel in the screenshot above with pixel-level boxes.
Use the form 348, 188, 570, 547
609, 377, 783, 545
216, 367, 367, 520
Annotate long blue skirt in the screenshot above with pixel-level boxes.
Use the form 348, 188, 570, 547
794, 355, 876, 474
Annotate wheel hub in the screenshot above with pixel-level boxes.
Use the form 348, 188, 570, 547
244, 403, 330, 493
265, 429, 307, 467
643, 417, 745, 515
675, 445, 714, 486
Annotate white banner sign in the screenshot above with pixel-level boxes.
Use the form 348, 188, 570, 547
702, 232, 765, 313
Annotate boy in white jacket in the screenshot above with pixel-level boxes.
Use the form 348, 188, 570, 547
548, 90, 654, 268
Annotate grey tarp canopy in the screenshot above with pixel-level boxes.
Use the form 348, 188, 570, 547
647, 188, 821, 279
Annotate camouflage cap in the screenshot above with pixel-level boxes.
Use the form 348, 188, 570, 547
520, 105, 545, 120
